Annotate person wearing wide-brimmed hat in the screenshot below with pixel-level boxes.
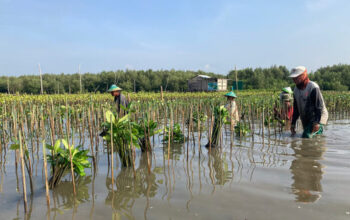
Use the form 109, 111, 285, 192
108, 84, 129, 114
289, 66, 328, 138
274, 87, 294, 123
224, 91, 239, 127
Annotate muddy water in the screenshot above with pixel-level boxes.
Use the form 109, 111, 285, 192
1, 119, 350, 220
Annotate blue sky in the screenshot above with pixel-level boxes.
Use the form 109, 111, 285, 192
1, 0, 350, 75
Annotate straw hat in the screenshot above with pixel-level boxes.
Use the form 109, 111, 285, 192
107, 84, 122, 92
224, 91, 237, 98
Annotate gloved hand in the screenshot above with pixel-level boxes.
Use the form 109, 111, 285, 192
312, 123, 320, 133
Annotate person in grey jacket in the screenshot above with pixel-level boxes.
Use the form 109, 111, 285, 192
289, 66, 328, 138
108, 84, 129, 114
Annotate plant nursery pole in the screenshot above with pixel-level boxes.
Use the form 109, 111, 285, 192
38, 63, 44, 95
79, 64, 82, 93
110, 115, 114, 190
65, 101, 76, 196
19, 132, 28, 213
41, 111, 50, 208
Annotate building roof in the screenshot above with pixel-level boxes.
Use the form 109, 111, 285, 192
197, 75, 211, 79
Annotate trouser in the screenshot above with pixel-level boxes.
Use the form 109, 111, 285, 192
302, 124, 324, 138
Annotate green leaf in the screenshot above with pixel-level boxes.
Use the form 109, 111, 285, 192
10, 144, 20, 150
61, 139, 69, 150
105, 110, 115, 123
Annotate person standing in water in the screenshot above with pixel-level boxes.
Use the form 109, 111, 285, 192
108, 84, 129, 114
224, 91, 239, 129
289, 66, 328, 138
274, 87, 294, 125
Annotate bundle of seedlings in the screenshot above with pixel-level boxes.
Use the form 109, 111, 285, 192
205, 105, 228, 148
162, 123, 185, 143
101, 110, 140, 167
46, 139, 91, 189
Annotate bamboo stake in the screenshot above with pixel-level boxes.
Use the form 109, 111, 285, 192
65, 100, 76, 195
110, 115, 114, 190
19, 132, 28, 213
41, 108, 50, 208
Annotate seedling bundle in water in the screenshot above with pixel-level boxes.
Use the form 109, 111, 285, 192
207, 105, 229, 148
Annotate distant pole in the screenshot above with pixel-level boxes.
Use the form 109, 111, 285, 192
38, 63, 44, 94
133, 79, 136, 92
79, 64, 82, 93
235, 65, 238, 92
7, 77, 10, 94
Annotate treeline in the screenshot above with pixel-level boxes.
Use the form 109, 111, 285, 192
0, 70, 222, 94
0, 64, 349, 94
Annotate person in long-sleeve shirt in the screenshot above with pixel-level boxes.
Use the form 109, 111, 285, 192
108, 84, 129, 115
289, 66, 328, 138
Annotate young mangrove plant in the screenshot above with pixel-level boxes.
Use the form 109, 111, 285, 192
162, 123, 185, 143
234, 122, 251, 136
135, 113, 162, 152
46, 139, 91, 189
186, 110, 208, 131
101, 110, 140, 167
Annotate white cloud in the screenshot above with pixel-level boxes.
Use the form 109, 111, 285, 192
204, 64, 211, 70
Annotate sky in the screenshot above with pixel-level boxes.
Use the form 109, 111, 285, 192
0, 0, 350, 76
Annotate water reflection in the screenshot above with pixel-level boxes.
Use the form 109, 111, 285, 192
163, 143, 183, 161
208, 149, 233, 185
52, 176, 91, 209
290, 138, 325, 203
105, 154, 159, 219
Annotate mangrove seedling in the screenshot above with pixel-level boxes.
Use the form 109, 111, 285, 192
234, 122, 251, 136
101, 110, 140, 167
162, 123, 185, 143
135, 114, 162, 152
46, 139, 91, 189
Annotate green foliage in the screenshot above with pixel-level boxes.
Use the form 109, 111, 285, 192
234, 122, 251, 136
187, 111, 208, 126
207, 105, 229, 147
134, 114, 162, 152
45, 139, 91, 188
101, 110, 140, 167
2, 65, 350, 94
163, 123, 185, 143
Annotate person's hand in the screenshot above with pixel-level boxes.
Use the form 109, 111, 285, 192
312, 123, 320, 133
291, 125, 296, 136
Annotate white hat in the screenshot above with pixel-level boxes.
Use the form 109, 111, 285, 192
289, 66, 307, 78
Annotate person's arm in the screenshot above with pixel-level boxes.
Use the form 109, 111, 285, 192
309, 87, 322, 125
291, 95, 299, 126
291, 95, 299, 135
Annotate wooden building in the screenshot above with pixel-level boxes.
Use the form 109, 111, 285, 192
188, 75, 229, 92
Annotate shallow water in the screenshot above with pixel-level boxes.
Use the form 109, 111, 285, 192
1, 119, 350, 220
